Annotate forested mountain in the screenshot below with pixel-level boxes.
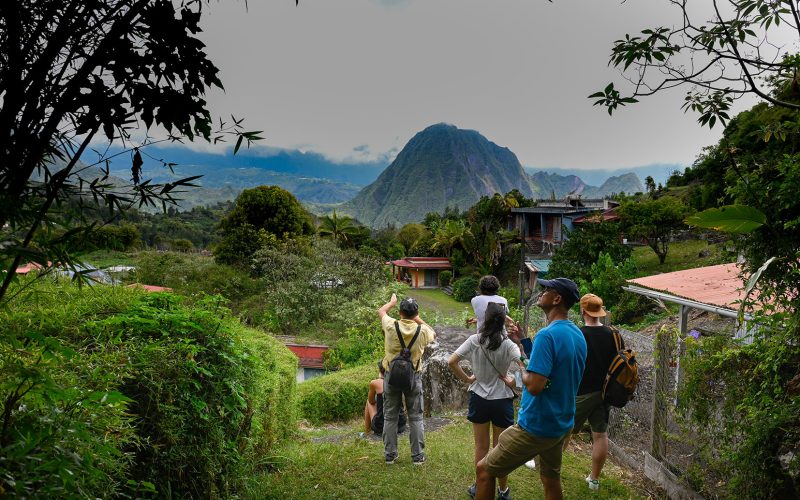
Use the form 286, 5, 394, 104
339, 123, 643, 227
339, 124, 538, 227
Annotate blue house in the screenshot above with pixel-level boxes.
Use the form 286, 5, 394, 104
511, 196, 618, 298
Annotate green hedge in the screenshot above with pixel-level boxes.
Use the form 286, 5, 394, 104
452, 276, 479, 302
297, 364, 374, 424
0, 283, 297, 497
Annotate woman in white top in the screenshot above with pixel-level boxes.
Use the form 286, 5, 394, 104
467, 275, 509, 332
449, 302, 521, 500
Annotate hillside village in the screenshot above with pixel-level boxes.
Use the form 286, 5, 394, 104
2, 1, 799, 499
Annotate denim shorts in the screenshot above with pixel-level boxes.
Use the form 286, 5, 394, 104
467, 391, 514, 428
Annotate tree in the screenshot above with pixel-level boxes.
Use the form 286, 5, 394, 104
644, 176, 656, 196
215, 185, 313, 265
618, 197, 693, 264
431, 219, 471, 258
396, 223, 431, 255
590, 0, 800, 128
317, 210, 359, 246
593, 3, 800, 493
548, 220, 632, 285
0, 0, 268, 304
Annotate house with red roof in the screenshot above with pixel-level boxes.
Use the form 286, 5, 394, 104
285, 343, 329, 382
389, 257, 452, 288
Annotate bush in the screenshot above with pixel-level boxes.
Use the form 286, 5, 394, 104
439, 270, 452, 287
250, 239, 389, 335
297, 364, 374, 424
171, 238, 194, 252
452, 276, 479, 302
133, 251, 261, 304
0, 284, 297, 497
90, 223, 141, 251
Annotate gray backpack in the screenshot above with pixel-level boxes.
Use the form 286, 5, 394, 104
388, 321, 421, 391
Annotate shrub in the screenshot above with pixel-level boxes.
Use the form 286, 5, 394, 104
133, 251, 261, 304
0, 284, 297, 497
439, 270, 452, 287
171, 238, 194, 252
297, 364, 374, 424
452, 276, 479, 302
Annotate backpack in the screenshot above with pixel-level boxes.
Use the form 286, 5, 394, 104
388, 322, 421, 391
602, 328, 640, 408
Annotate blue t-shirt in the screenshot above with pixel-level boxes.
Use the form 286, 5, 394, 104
517, 320, 587, 438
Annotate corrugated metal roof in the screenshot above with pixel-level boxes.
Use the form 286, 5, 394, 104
530, 259, 551, 273
627, 263, 744, 309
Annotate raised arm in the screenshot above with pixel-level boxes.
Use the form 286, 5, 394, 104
377, 293, 398, 319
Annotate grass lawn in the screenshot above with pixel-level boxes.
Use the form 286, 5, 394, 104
407, 288, 472, 324
249, 415, 646, 499
77, 249, 138, 268
632, 240, 731, 277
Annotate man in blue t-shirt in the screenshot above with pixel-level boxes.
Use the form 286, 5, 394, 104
474, 278, 587, 500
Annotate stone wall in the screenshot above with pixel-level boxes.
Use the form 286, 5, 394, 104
420, 325, 522, 416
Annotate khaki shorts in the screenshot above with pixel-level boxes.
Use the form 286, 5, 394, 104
573, 391, 610, 434
483, 424, 568, 478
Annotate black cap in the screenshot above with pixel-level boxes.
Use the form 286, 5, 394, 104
399, 296, 419, 316
537, 277, 580, 309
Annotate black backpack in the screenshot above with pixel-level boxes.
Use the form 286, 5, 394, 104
602, 328, 640, 408
388, 321, 421, 391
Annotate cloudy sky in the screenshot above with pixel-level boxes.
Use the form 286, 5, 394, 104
195, 0, 752, 170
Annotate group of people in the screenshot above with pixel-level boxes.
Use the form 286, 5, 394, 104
368, 274, 623, 500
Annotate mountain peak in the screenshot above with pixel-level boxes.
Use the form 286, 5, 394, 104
342, 125, 535, 227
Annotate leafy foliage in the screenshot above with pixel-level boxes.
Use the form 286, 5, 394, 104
679, 313, 800, 498
0, 0, 266, 304
577, 253, 652, 325
618, 197, 694, 264
215, 185, 314, 265
0, 284, 297, 497
548, 220, 631, 285
591, 0, 800, 127
297, 364, 374, 425
250, 238, 390, 336
452, 276, 479, 303
317, 209, 361, 247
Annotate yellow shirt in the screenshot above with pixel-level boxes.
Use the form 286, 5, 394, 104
381, 315, 436, 372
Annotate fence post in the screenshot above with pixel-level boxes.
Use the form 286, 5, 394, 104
650, 326, 674, 460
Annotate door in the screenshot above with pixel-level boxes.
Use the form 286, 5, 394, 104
424, 270, 438, 287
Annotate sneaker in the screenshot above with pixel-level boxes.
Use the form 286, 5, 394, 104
586, 475, 599, 491
467, 483, 476, 499
385, 456, 397, 465
524, 458, 536, 469
412, 454, 426, 466
497, 486, 511, 500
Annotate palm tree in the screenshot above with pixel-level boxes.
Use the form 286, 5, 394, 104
431, 219, 471, 257
318, 210, 359, 246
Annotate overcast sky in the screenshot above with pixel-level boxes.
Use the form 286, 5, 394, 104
194, 0, 752, 170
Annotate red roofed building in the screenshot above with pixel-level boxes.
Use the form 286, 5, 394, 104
16, 262, 47, 274
126, 284, 174, 293
389, 257, 452, 288
285, 344, 329, 382
624, 262, 756, 341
